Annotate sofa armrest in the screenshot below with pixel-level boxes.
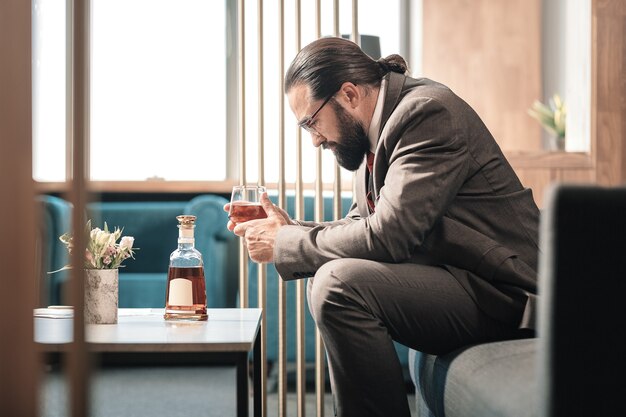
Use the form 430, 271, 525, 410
186, 194, 238, 308
36, 195, 72, 306
538, 184, 626, 417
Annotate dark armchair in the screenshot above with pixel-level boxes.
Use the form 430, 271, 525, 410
410, 184, 626, 417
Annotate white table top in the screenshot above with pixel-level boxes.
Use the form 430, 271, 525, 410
35, 308, 262, 353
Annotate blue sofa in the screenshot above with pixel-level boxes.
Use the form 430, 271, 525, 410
37, 194, 238, 309
409, 184, 626, 416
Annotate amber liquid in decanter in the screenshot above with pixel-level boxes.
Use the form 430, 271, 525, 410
164, 215, 208, 321
164, 266, 207, 320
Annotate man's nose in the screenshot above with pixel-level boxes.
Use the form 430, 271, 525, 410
311, 132, 325, 148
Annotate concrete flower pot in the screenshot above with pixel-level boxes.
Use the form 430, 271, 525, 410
84, 269, 118, 324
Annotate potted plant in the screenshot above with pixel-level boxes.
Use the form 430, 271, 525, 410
528, 93, 567, 151
52, 220, 137, 324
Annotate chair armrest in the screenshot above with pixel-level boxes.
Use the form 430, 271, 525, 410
538, 184, 626, 417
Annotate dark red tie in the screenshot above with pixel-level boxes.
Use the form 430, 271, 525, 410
366, 152, 375, 213
366, 152, 374, 172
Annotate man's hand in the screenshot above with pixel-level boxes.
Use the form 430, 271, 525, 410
223, 194, 294, 232
224, 192, 291, 263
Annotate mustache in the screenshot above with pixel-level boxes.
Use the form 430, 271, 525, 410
321, 141, 336, 150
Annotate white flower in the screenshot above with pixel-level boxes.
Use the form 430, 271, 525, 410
95, 229, 110, 246
120, 236, 134, 251
90, 227, 101, 240
52, 220, 138, 271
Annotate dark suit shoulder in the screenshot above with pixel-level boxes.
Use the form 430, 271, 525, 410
400, 76, 457, 100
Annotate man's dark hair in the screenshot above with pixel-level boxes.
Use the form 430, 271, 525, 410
285, 37, 408, 101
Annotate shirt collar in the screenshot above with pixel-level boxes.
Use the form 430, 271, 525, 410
367, 77, 387, 153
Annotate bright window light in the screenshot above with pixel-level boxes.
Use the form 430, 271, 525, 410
32, 0, 67, 182
32, 0, 401, 184
90, 0, 226, 181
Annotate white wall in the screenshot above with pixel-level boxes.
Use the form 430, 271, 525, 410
540, 0, 590, 151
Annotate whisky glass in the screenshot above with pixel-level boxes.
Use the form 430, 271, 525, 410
229, 185, 268, 223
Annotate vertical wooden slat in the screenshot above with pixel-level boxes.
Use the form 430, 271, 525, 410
399, 0, 412, 67
590, 0, 598, 175
313, 1, 327, 414
0, 1, 38, 415
68, 0, 90, 416
294, 1, 307, 414
238, 0, 249, 309
277, 0, 288, 415
351, 0, 359, 46
332, 0, 342, 222
66, 0, 74, 182
257, 0, 267, 415
330, 3, 343, 413
333, 0, 340, 36
313, 2, 326, 417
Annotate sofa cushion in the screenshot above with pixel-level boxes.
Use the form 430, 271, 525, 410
87, 201, 186, 274
410, 338, 537, 417
39, 194, 236, 308
37, 195, 72, 305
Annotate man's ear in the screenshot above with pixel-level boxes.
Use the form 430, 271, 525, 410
339, 82, 360, 109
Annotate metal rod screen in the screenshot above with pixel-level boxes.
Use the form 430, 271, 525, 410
236, 1, 359, 416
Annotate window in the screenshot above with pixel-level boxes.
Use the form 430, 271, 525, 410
32, 0, 67, 182
90, 0, 227, 181
33, 0, 228, 183
32, 0, 404, 186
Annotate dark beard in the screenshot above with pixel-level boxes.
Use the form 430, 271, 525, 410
325, 100, 370, 171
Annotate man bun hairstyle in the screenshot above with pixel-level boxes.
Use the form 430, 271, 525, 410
376, 55, 408, 75
285, 37, 408, 101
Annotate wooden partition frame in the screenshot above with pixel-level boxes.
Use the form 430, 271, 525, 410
67, 0, 91, 416
0, 1, 91, 415
0, 1, 39, 415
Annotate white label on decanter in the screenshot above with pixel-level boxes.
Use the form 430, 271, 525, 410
168, 278, 193, 306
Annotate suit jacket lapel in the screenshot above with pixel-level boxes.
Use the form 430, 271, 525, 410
355, 72, 406, 218
367, 72, 406, 205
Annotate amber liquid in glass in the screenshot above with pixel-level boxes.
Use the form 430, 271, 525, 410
164, 266, 208, 321
229, 202, 268, 223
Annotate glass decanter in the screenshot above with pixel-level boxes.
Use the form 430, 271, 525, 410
164, 215, 208, 321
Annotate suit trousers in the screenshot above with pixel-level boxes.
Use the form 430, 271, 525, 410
307, 258, 526, 417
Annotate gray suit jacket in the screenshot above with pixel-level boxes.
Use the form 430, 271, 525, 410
274, 72, 540, 330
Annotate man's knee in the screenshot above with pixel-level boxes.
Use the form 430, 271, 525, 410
309, 259, 366, 323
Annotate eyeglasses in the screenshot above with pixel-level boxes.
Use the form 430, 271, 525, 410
297, 94, 334, 133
